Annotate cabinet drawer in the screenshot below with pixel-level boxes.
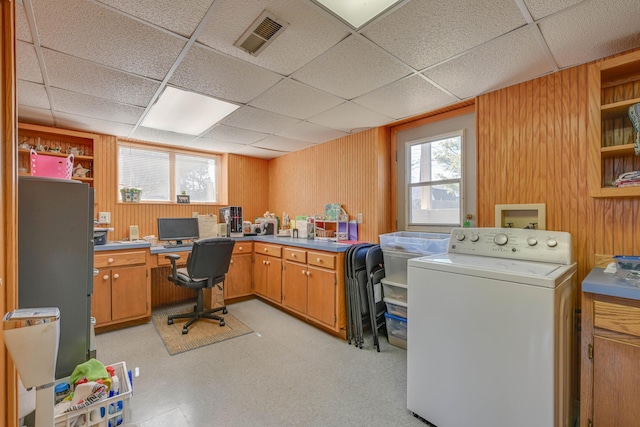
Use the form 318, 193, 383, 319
234, 242, 253, 255
255, 243, 282, 258
284, 247, 306, 263
156, 254, 187, 267
95, 250, 146, 268
308, 251, 335, 270
595, 299, 640, 337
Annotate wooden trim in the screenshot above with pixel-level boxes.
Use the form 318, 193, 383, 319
389, 102, 476, 231
1, 1, 17, 425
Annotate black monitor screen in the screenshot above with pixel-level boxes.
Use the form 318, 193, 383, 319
157, 218, 199, 244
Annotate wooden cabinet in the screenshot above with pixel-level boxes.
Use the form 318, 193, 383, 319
224, 242, 253, 299
253, 243, 282, 303
93, 250, 150, 328
283, 247, 340, 329
18, 122, 97, 186
588, 49, 640, 197
581, 293, 640, 426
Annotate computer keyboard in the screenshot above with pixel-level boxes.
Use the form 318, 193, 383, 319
163, 242, 193, 248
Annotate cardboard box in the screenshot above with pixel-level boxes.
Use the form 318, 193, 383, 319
203, 284, 225, 310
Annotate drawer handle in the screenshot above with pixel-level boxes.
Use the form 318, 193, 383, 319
264, 248, 268, 252
316, 257, 321, 262
306, 271, 310, 276
108, 258, 114, 263
263, 260, 267, 265
103, 275, 109, 280
113, 273, 120, 279
301, 270, 306, 275
238, 246, 243, 251
266, 261, 270, 266
292, 253, 296, 257
230, 259, 234, 264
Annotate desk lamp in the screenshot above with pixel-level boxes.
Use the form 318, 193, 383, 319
3, 307, 60, 427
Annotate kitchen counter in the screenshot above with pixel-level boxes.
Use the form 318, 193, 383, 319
94, 240, 151, 251
150, 235, 353, 254
582, 267, 640, 300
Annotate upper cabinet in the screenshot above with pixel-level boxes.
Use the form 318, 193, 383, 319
17, 123, 97, 187
589, 49, 640, 197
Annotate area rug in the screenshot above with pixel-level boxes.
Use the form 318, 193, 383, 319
152, 304, 253, 355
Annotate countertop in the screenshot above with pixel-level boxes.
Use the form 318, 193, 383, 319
149, 235, 355, 254
582, 267, 640, 300
94, 240, 151, 251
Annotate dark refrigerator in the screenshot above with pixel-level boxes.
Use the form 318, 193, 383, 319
18, 176, 94, 379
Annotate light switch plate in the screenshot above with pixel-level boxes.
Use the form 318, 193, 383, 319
357, 213, 363, 224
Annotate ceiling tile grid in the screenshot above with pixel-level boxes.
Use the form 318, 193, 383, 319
14, 0, 640, 159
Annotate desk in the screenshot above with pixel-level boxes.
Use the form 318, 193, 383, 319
97, 237, 351, 338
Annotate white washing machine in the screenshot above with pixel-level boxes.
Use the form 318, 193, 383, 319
407, 227, 577, 427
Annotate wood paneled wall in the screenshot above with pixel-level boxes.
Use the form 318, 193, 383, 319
476, 62, 640, 284
93, 135, 269, 240
268, 127, 392, 243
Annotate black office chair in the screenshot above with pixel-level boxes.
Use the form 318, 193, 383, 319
165, 238, 235, 334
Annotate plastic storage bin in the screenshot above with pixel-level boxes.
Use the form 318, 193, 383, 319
385, 312, 407, 349
384, 297, 407, 318
55, 361, 131, 427
382, 279, 407, 303
379, 232, 450, 284
381, 249, 422, 284
30, 149, 74, 179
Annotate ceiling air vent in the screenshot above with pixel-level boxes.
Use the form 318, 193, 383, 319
234, 10, 289, 56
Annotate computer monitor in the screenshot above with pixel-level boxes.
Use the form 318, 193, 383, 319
157, 217, 199, 245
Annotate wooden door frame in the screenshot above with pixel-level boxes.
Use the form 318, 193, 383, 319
1, 0, 18, 426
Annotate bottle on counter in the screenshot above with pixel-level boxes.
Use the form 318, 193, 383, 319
54, 382, 70, 404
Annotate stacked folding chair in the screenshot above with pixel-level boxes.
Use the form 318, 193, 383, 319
344, 243, 373, 347
365, 245, 387, 352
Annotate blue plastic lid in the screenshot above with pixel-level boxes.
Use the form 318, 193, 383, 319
54, 382, 69, 393
384, 311, 407, 323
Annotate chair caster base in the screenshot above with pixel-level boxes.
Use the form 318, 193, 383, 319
182, 327, 189, 334
168, 319, 174, 325
222, 308, 228, 314
219, 320, 225, 327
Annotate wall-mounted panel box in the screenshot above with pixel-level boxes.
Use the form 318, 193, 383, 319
495, 203, 546, 230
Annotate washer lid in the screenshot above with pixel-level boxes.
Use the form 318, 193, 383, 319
408, 253, 577, 288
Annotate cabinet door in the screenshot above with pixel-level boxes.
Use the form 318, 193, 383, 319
92, 270, 112, 326
283, 260, 307, 314
266, 258, 282, 303
110, 266, 148, 322
593, 336, 640, 426
254, 253, 268, 297
307, 266, 336, 327
225, 253, 253, 298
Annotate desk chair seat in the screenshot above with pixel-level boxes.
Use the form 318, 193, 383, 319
165, 238, 235, 334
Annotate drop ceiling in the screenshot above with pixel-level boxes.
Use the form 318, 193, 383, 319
16, 0, 640, 159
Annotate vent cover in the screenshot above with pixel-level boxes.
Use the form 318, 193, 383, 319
234, 10, 289, 56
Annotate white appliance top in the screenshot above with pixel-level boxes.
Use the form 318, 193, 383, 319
408, 228, 576, 288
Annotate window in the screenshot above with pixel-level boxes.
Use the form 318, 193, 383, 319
118, 143, 221, 203
407, 131, 463, 227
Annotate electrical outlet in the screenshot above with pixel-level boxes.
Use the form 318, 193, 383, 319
357, 213, 363, 224
192, 212, 199, 218
98, 212, 111, 224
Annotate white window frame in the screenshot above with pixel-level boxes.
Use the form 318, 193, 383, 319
117, 142, 222, 204
406, 130, 464, 228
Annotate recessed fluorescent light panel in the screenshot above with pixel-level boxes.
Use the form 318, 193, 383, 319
142, 87, 240, 135
313, 0, 402, 28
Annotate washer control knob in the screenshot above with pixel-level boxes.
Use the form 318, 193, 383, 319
455, 233, 466, 241
470, 233, 479, 242
526, 237, 538, 246
493, 233, 508, 246
546, 238, 558, 248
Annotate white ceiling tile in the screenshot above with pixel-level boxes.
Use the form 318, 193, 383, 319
307, 102, 394, 133
522, 0, 583, 20
190, 138, 247, 153
50, 88, 144, 125
221, 106, 300, 134
276, 121, 348, 144
363, 0, 525, 70
17, 41, 43, 84
17, 80, 50, 109
43, 49, 160, 107
129, 126, 198, 146
169, 44, 283, 104
292, 35, 410, 99
33, 0, 186, 80
16, 2, 33, 43
252, 135, 315, 152
234, 145, 288, 159
249, 79, 344, 120
96, 0, 215, 38
56, 112, 135, 137
353, 75, 458, 120
196, 0, 349, 75
423, 27, 554, 99
201, 124, 267, 145
17, 105, 55, 127
539, 0, 640, 68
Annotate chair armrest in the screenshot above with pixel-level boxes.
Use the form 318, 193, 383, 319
165, 253, 181, 282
